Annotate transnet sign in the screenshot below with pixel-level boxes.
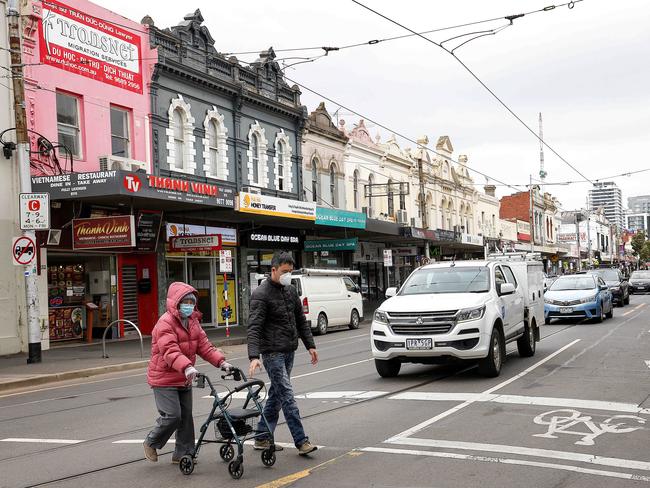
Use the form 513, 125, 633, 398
39, 0, 143, 93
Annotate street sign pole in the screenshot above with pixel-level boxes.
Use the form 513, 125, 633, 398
224, 274, 229, 338
9, 0, 42, 363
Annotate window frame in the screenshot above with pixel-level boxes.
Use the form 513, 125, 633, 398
501, 265, 518, 287
311, 157, 319, 203
56, 91, 83, 159
251, 133, 260, 185
172, 108, 186, 170
353, 170, 359, 210
329, 162, 337, 207
207, 119, 219, 176
110, 105, 131, 158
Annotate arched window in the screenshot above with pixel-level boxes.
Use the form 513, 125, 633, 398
173, 109, 185, 170
311, 157, 319, 203
367, 173, 374, 217
353, 170, 360, 210
387, 179, 394, 217
329, 162, 337, 207
202, 107, 229, 180
277, 142, 285, 191
251, 133, 260, 184
207, 120, 218, 175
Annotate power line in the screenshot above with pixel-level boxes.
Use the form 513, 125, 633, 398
350, 0, 593, 185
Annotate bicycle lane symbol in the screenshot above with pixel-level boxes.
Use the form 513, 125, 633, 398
533, 409, 647, 446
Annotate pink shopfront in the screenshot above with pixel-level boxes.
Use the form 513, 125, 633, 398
21, 0, 158, 342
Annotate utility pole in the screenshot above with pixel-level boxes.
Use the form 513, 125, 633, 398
529, 175, 534, 253
8, 0, 42, 363
416, 136, 428, 230
576, 213, 582, 272
585, 197, 592, 269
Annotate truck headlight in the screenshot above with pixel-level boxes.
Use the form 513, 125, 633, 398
374, 311, 389, 324
457, 305, 485, 322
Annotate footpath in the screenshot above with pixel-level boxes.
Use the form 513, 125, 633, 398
0, 326, 248, 393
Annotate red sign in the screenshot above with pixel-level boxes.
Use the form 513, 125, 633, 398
73, 216, 136, 249
123, 174, 142, 192
12, 236, 37, 265
147, 176, 223, 197
170, 234, 222, 253
38, 0, 143, 93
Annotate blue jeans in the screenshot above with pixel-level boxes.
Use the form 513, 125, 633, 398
258, 351, 308, 447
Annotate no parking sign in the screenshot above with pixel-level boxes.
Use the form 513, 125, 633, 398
12, 236, 36, 266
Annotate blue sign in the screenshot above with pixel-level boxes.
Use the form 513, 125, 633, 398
315, 207, 366, 229
304, 238, 359, 252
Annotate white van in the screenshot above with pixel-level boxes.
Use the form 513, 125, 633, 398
290, 269, 364, 335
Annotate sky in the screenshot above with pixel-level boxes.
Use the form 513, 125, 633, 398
101, 0, 650, 211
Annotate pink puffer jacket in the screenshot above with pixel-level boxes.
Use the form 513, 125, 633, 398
147, 282, 225, 387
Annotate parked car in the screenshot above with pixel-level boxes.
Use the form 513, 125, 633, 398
290, 269, 363, 336
544, 274, 613, 324
543, 274, 558, 292
629, 270, 650, 294
371, 256, 543, 379
585, 269, 629, 306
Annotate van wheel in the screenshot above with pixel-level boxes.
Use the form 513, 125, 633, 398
478, 327, 503, 377
348, 309, 360, 330
316, 313, 328, 335
517, 321, 536, 357
375, 358, 401, 378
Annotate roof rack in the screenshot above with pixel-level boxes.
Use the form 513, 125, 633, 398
487, 251, 543, 262
291, 268, 361, 277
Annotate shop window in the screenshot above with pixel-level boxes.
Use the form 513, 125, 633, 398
110, 106, 130, 158
56, 91, 82, 158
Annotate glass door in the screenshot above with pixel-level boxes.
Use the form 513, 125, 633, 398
189, 259, 214, 324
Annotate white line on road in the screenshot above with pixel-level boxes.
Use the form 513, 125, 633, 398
389, 392, 650, 415
0, 438, 83, 444
387, 438, 650, 472
360, 447, 650, 482
295, 391, 386, 400
385, 339, 581, 442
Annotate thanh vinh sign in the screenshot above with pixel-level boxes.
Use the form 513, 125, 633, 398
72, 215, 135, 249
39, 0, 144, 93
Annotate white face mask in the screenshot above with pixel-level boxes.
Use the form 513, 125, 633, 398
279, 272, 292, 287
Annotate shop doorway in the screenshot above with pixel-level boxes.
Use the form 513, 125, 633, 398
189, 259, 213, 324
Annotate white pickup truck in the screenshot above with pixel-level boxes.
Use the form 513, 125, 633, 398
371, 256, 544, 378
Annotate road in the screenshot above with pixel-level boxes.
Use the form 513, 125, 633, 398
1, 295, 650, 488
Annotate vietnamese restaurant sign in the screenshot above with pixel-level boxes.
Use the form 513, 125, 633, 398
39, 0, 143, 93
72, 215, 135, 249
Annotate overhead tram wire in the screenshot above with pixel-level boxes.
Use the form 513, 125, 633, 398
350, 0, 593, 185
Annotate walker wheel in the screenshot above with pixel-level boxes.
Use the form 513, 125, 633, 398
228, 460, 244, 479
220, 444, 235, 462
261, 448, 276, 467
179, 455, 194, 475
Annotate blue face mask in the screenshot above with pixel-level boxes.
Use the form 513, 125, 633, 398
179, 303, 195, 318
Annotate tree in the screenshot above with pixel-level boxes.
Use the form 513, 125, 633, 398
630, 231, 647, 256
641, 241, 650, 263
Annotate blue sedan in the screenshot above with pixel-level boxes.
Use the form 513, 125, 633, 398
544, 274, 613, 324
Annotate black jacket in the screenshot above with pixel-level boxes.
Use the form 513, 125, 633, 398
247, 278, 315, 359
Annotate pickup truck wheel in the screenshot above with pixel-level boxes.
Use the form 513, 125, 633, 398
348, 309, 360, 330
315, 313, 328, 335
375, 358, 401, 378
478, 327, 503, 377
517, 321, 536, 357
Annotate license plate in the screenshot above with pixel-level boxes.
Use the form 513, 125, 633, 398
559, 307, 573, 314
406, 338, 433, 350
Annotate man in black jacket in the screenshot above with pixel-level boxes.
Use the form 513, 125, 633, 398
248, 252, 318, 455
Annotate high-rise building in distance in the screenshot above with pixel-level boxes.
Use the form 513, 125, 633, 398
588, 181, 624, 230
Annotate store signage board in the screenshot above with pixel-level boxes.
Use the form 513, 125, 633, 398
383, 249, 393, 267
315, 207, 366, 229
135, 210, 163, 252
166, 223, 237, 246
243, 229, 302, 250
19, 193, 50, 230
237, 192, 316, 220
219, 249, 233, 273
304, 238, 358, 252
38, 0, 144, 93
170, 234, 222, 253
72, 215, 135, 249
31, 171, 235, 208
12, 236, 36, 266
461, 233, 483, 246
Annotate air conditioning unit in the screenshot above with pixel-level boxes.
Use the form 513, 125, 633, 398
99, 155, 148, 173
241, 186, 262, 195
397, 209, 409, 226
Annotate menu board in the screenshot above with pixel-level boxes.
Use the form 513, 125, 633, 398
48, 264, 85, 341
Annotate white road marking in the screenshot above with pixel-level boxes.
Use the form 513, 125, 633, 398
387, 438, 650, 472
295, 391, 386, 400
0, 438, 83, 444
385, 339, 581, 442
390, 392, 650, 415
292, 358, 373, 380
360, 447, 650, 482
113, 439, 175, 444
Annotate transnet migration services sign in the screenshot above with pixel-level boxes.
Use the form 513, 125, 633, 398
170, 234, 222, 253
39, 0, 143, 93
237, 192, 316, 220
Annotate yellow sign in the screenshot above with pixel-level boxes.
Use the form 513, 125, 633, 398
216, 275, 238, 326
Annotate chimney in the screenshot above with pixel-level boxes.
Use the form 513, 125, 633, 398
484, 184, 496, 197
